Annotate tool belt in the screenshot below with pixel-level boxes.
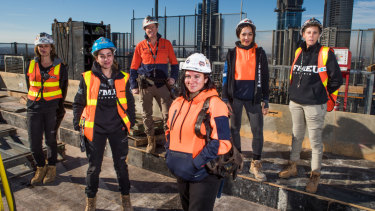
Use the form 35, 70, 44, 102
137, 75, 166, 89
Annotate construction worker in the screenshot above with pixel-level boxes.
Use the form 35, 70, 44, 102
222, 18, 270, 182
130, 16, 179, 153
165, 53, 232, 211
278, 18, 343, 193
25, 32, 68, 185
72, 37, 135, 211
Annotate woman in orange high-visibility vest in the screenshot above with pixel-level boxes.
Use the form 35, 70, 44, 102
25, 32, 68, 186
165, 53, 232, 211
278, 18, 343, 193
222, 18, 270, 182
72, 37, 135, 211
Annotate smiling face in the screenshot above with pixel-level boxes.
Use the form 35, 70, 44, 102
184, 70, 208, 93
144, 23, 159, 39
303, 26, 320, 48
95, 48, 114, 70
239, 26, 254, 47
37, 44, 52, 57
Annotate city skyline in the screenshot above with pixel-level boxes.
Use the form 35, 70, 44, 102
1, 0, 375, 43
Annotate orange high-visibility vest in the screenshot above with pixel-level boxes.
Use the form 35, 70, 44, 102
27, 60, 62, 101
290, 47, 339, 112
79, 71, 131, 141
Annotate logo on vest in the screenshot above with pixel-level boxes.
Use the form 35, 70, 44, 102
293, 65, 319, 75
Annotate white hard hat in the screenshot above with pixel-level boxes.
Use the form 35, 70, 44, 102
300, 17, 323, 35
34, 32, 54, 46
143, 16, 159, 29
181, 53, 211, 74
236, 18, 256, 31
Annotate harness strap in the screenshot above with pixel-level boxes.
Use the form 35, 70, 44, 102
194, 96, 217, 142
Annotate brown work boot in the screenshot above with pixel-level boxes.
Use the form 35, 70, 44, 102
30, 165, 47, 185
249, 160, 267, 182
278, 160, 297, 179
43, 165, 56, 184
121, 194, 133, 211
145, 136, 156, 154
306, 171, 321, 193
85, 197, 96, 211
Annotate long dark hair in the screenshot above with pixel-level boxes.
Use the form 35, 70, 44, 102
93, 48, 119, 71
178, 70, 216, 99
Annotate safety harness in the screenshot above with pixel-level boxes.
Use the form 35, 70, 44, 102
194, 96, 243, 180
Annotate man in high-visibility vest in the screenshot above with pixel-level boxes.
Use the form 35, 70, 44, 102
278, 18, 343, 193
25, 32, 68, 185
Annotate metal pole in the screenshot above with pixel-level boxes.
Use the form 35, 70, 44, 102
240, 0, 243, 20
194, 6, 197, 51
164, 6, 167, 39
183, 16, 186, 57
132, 10, 135, 49
364, 72, 374, 114
155, 0, 158, 19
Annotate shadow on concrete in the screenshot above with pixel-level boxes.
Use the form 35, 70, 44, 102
323, 116, 375, 160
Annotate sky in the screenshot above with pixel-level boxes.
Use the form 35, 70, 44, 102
0, 0, 375, 43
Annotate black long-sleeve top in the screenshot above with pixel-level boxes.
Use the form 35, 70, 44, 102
289, 42, 343, 105
72, 62, 136, 133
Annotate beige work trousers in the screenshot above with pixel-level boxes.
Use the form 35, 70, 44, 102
140, 84, 171, 136
289, 100, 327, 172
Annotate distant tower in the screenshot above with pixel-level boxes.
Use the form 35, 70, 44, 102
321, 0, 354, 47
197, 0, 219, 61
274, 0, 305, 65
276, 0, 304, 30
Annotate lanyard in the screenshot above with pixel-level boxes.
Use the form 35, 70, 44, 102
146, 39, 159, 62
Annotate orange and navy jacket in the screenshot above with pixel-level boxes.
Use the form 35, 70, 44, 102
72, 63, 136, 141
130, 34, 179, 89
25, 57, 68, 111
288, 42, 342, 105
165, 89, 232, 181
222, 42, 269, 104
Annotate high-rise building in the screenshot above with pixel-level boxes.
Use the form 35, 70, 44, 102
274, 0, 305, 65
275, 0, 305, 30
197, 0, 219, 61
322, 0, 354, 48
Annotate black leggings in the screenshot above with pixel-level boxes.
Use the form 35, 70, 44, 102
27, 110, 57, 167
177, 175, 222, 211
85, 129, 130, 198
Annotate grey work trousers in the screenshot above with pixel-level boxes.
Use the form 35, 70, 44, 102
230, 98, 264, 156
289, 100, 327, 172
140, 84, 171, 136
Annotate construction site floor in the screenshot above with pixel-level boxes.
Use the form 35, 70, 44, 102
4, 144, 276, 211
0, 93, 374, 210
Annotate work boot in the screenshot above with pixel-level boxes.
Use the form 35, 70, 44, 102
278, 160, 297, 179
306, 171, 321, 193
121, 194, 133, 211
43, 165, 56, 184
146, 136, 156, 154
249, 160, 267, 182
30, 165, 47, 185
85, 197, 96, 211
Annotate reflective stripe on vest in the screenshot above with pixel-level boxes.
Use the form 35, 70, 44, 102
27, 60, 62, 101
80, 71, 131, 141
290, 47, 339, 112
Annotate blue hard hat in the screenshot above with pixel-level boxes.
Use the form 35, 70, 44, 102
91, 37, 116, 56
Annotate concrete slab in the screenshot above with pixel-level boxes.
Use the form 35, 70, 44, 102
1, 92, 375, 210
3, 144, 276, 211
